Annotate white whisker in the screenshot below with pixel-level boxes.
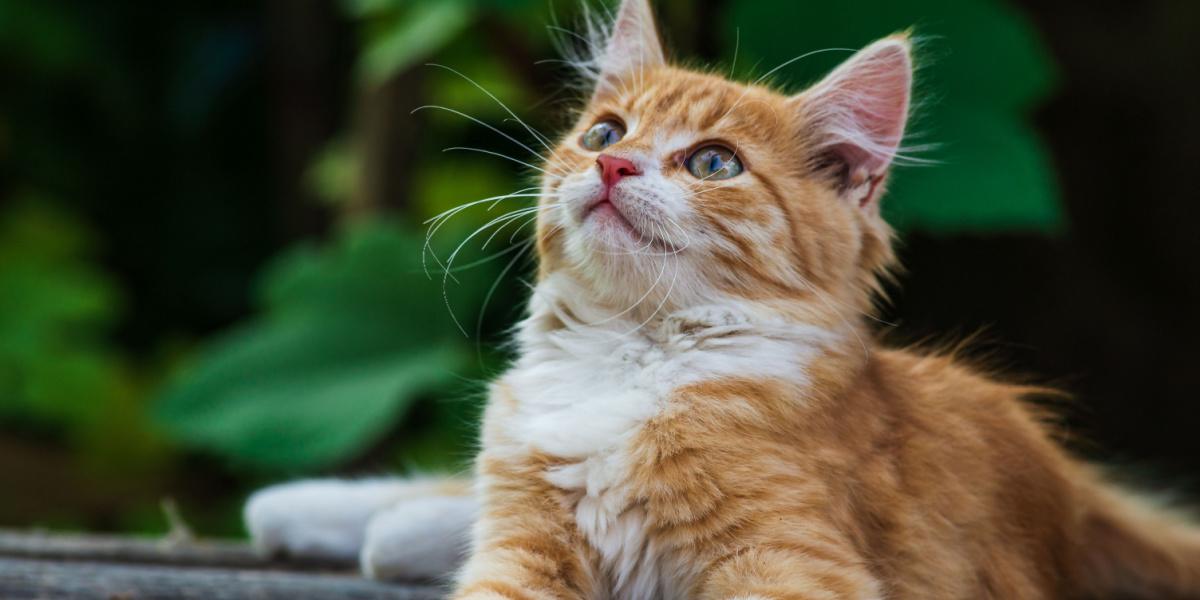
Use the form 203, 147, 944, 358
729, 27, 740, 79
426, 63, 556, 153
440, 204, 556, 336
412, 105, 547, 162
585, 244, 671, 327
474, 237, 535, 346
443, 147, 551, 175
622, 254, 678, 337
717, 48, 855, 127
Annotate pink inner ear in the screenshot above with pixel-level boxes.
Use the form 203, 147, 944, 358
801, 38, 913, 197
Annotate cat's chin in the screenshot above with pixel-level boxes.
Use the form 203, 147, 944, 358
585, 200, 640, 239
580, 212, 665, 259
582, 204, 680, 258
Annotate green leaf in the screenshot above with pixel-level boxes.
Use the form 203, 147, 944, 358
886, 105, 1060, 231
358, 1, 473, 85
155, 322, 463, 470
726, 0, 1063, 233
0, 199, 123, 428
155, 222, 477, 471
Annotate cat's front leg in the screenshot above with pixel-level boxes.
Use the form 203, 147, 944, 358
699, 545, 883, 600
451, 458, 596, 600
244, 476, 474, 580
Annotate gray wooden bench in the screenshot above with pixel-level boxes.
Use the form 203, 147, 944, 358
0, 531, 441, 599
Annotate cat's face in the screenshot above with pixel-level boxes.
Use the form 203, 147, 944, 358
535, 0, 911, 316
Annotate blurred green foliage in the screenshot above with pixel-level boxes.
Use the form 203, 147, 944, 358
0, 200, 119, 427
351, 1, 474, 85
156, 222, 477, 471
0, 0, 1060, 534
728, 0, 1061, 231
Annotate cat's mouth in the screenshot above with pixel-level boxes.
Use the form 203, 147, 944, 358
582, 193, 668, 251
584, 196, 636, 231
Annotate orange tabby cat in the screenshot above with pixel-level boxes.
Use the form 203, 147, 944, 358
246, 1, 1200, 597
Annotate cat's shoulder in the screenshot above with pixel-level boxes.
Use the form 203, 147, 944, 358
868, 345, 1061, 421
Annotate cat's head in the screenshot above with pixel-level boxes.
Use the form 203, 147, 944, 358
536, 0, 912, 321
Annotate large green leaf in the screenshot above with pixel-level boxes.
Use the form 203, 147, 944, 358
0, 200, 122, 428
355, 1, 473, 85
155, 222, 477, 471
727, 0, 1062, 233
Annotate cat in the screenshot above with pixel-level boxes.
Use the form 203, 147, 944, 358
244, 0, 1200, 597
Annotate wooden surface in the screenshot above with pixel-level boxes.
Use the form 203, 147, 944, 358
0, 530, 442, 600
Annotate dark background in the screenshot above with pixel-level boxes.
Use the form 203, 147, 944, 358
901, 0, 1200, 479
0, 0, 1197, 536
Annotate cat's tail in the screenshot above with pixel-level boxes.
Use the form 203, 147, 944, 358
1073, 476, 1200, 599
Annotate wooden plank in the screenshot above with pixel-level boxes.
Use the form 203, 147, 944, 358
0, 530, 442, 599
0, 531, 345, 571
0, 557, 443, 600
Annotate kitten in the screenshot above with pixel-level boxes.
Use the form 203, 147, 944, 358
245, 0, 1200, 597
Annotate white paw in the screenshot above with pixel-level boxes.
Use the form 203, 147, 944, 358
360, 495, 477, 580
244, 478, 413, 560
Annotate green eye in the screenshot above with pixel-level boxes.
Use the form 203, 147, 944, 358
580, 120, 625, 151
687, 145, 743, 180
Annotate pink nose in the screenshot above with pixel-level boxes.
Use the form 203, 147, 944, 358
596, 154, 641, 188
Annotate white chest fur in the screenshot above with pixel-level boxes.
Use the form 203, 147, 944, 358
498, 298, 834, 599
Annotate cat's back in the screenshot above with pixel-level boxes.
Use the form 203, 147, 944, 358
837, 347, 1081, 598
860, 346, 1070, 473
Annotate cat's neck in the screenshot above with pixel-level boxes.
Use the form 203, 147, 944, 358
515, 273, 872, 369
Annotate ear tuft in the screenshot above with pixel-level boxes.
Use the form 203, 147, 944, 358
794, 35, 914, 208
597, 0, 665, 85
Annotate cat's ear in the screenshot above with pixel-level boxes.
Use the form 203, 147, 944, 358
791, 35, 913, 208
596, 0, 665, 87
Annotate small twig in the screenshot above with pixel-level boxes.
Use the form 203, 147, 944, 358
159, 497, 195, 546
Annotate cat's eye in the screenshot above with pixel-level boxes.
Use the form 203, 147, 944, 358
580, 120, 625, 151
687, 145, 743, 180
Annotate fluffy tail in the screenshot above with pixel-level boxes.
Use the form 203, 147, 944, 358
1074, 480, 1200, 599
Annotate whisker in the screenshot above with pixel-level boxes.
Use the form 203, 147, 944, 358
434, 239, 528, 275
426, 63, 556, 153
659, 216, 693, 254
481, 205, 546, 250
412, 104, 547, 162
442, 202, 564, 282
509, 212, 542, 244
424, 189, 543, 225
729, 27, 740, 79
474, 237, 535, 356
623, 254, 679, 337
752, 47, 856, 88
585, 244, 671, 327
423, 188, 551, 278
439, 205, 556, 336
718, 47, 855, 126
443, 147, 551, 175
